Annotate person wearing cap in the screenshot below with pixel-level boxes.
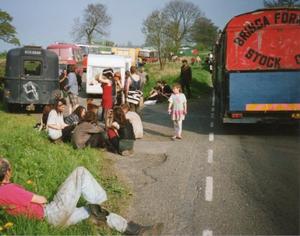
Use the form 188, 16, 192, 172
95, 68, 114, 122
0, 157, 164, 235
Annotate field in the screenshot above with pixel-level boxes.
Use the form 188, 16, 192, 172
0, 56, 212, 235
143, 59, 212, 98
0, 105, 129, 235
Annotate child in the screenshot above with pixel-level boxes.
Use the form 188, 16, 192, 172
168, 83, 187, 140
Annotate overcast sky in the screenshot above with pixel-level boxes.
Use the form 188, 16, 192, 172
0, 0, 263, 51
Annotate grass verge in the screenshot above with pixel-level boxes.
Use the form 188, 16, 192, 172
0, 104, 129, 235
143, 60, 212, 98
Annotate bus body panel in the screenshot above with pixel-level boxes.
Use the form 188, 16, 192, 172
229, 71, 300, 111
226, 9, 300, 71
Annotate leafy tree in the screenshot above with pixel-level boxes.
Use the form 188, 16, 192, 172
0, 9, 20, 45
264, 0, 300, 7
71, 3, 111, 44
163, 0, 203, 53
142, 10, 172, 70
190, 17, 219, 50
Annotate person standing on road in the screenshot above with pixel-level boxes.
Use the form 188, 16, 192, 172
168, 83, 187, 140
179, 59, 192, 99
127, 66, 142, 113
95, 68, 114, 122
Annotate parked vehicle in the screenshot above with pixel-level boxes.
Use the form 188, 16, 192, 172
213, 8, 300, 123
86, 54, 128, 95
47, 43, 83, 74
138, 49, 158, 63
111, 47, 139, 66
3, 46, 60, 111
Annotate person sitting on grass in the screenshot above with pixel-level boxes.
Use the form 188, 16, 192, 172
71, 111, 107, 149
0, 157, 163, 235
64, 105, 86, 126
47, 98, 73, 143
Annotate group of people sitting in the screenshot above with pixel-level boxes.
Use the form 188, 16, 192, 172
39, 95, 143, 156
145, 80, 172, 104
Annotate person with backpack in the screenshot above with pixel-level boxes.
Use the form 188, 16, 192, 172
127, 66, 142, 114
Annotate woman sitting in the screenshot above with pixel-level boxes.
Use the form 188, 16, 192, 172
71, 111, 107, 149
64, 105, 86, 126
106, 107, 135, 156
47, 98, 71, 143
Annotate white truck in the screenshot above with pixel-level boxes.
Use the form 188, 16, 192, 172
86, 54, 131, 95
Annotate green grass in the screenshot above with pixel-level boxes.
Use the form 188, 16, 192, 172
143, 59, 212, 99
0, 104, 129, 235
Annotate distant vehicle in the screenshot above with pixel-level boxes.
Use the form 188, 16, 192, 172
111, 47, 140, 66
76, 44, 112, 55
3, 46, 59, 111
213, 8, 300, 123
138, 49, 159, 63
86, 54, 128, 95
47, 43, 83, 74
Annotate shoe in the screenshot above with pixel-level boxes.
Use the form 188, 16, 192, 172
121, 150, 134, 156
139, 223, 164, 236
124, 221, 164, 235
171, 136, 176, 141
87, 204, 109, 222
176, 136, 182, 140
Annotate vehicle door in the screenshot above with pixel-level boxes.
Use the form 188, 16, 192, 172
20, 56, 45, 104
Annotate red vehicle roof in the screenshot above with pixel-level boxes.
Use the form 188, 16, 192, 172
225, 8, 300, 71
47, 43, 81, 49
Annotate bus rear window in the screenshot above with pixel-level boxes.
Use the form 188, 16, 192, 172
24, 60, 42, 76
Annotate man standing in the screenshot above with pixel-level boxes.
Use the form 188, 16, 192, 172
65, 65, 79, 114
180, 59, 192, 99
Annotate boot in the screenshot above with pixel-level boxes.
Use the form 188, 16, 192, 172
124, 221, 164, 236
87, 204, 109, 222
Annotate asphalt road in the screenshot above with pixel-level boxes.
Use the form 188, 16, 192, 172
114, 92, 300, 235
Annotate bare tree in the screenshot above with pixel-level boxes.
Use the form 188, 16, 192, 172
264, 0, 300, 7
0, 9, 20, 45
163, 0, 203, 53
142, 10, 172, 70
71, 3, 111, 44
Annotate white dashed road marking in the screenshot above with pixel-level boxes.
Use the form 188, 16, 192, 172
210, 122, 214, 128
209, 133, 214, 142
205, 177, 213, 201
203, 229, 213, 236
208, 149, 213, 164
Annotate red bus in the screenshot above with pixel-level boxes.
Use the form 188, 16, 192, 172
213, 8, 300, 123
47, 43, 84, 74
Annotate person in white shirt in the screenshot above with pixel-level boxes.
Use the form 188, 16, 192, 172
47, 98, 69, 141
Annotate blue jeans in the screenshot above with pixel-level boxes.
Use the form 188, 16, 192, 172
44, 167, 128, 232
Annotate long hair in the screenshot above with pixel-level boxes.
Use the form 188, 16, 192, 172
54, 98, 66, 112
73, 106, 86, 120
83, 111, 97, 124
0, 157, 10, 183
113, 106, 127, 127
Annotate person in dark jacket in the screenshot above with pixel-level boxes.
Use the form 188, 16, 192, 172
106, 107, 135, 156
180, 59, 192, 99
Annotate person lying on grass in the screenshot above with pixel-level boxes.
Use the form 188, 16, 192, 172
0, 157, 163, 235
